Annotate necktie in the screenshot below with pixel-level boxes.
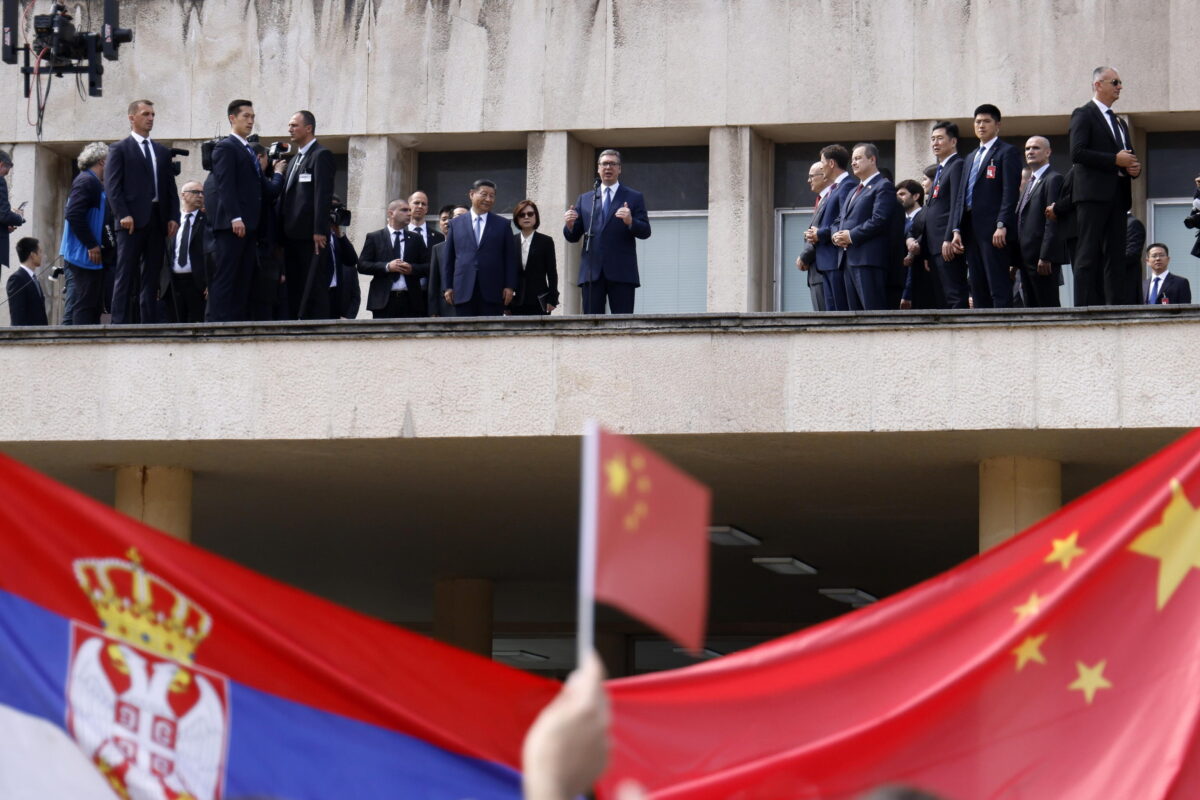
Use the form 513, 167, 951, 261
603, 187, 612, 220
1148, 276, 1161, 304
178, 213, 192, 267
1018, 176, 1037, 215
1106, 109, 1126, 150
287, 152, 303, 186
393, 230, 403, 259
474, 215, 483, 244
246, 144, 261, 174
141, 139, 158, 201
849, 182, 865, 209
965, 146, 984, 210
29, 271, 42, 298
933, 162, 944, 193
904, 215, 914, 236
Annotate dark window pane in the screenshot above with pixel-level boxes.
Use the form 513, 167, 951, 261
1146, 133, 1200, 199
417, 150, 529, 215
775, 141, 896, 208
592, 146, 708, 212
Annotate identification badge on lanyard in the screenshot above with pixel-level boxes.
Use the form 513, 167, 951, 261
986, 164, 997, 179
932, 185, 941, 199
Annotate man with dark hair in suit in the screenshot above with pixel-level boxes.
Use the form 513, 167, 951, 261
428, 205, 466, 317
443, 180, 519, 317
322, 195, 360, 319
1015, 137, 1065, 307
161, 181, 208, 322
795, 161, 830, 311
949, 104, 1022, 308
924, 122, 967, 309
7, 237, 47, 326
208, 100, 286, 322
563, 149, 652, 314
359, 198, 428, 319
1070, 66, 1141, 306
897, 177, 942, 310
831, 143, 900, 311
280, 109, 335, 318
0, 150, 26, 271
1143, 243, 1191, 305
805, 144, 855, 311
105, 99, 181, 323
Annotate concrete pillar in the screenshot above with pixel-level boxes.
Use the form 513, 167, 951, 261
114, 466, 194, 542
433, 578, 493, 657
979, 457, 1061, 552
6, 143, 72, 324
894, 120, 936, 189
527, 131, 591, 314
707, 126, 773, 312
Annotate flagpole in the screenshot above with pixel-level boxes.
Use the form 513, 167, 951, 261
576, 418, 600, 668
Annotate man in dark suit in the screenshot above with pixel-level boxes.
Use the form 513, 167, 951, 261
1124, 211, 1147, 303
924, 122, 968, 308
359, 198, 429, 319
207, 100, 285, 322
248, 143, 288, 321
949, 105, 1022, 308
442, 180, 519, 317
105, 99, 180, 324
1070, 66, 1141, 306
1015, 137, 1065, 308
898, 178, 942, 310
796, 161, 829, 311
322, 197, 360, 319
428, 205, 465, 317
563, 149, 652, 314
7, 238, 47, 326
160, 181, 208, 323
406, 190, 445, 300
831, 143, 900, 311
0, 150, 26, 271
1143, 243, 1192, 305
804, 145, 855, 311
279, 110, 335, 319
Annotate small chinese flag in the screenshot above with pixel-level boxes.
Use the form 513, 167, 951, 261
586, 424, 711, 653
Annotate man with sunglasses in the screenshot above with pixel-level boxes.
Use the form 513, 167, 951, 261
1069, 66, 1141, 306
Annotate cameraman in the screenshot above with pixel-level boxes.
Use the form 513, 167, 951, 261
61, 142, 109, 325
307, 195, 359, 320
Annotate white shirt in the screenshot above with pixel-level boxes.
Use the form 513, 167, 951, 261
471, 211, 489, 241
388, 225, 409, 291
1092, 98, 1128, 150
408, 221, 429, 246
905, 208, 920, 222
328, 235, 339, 288
129, 131, 159, 202
973, 137, 997, 166
520, 231, 534, 268
1148, 270, 1170, 297
288, 139, 317, 185
173, 211, 197, 273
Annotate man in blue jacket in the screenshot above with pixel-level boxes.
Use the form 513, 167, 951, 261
442, 180, 519, 317
62, 142, 111, 325
563, 149, 652, 314
831, 143, 900, 311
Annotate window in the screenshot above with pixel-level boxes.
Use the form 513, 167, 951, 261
1148, 198, 1200, 299
634, 211, 709, 314
774, 208, 817, 311
416, 150, 528, 214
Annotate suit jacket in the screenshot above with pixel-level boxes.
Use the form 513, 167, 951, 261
1016, 167, 1065, 267
408, 222, 444, 292
6, 268, 48, 326
160, 210, 209, 295
209, 137, 271, 232
1144, 273, 1191, 305
280, 141, 334, 241
358, 226, 429, 313
1125, 215, 1146, 271
835, 174, 899, 269
63, 168, 105, 265
563, 184, 651, 286
443, 212, 519, 304
514, 230, 560, 309
0, 173, 26, 267
924, 153, 965, 246
951, 138, 1022, 235
104, 135, 180, 229
426, 241, 454, 316
324, 232, 360, 318
1070, 102, 1135, 209
811, 180, 855, 274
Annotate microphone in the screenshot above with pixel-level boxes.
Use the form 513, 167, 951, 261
593, 177, 602, 191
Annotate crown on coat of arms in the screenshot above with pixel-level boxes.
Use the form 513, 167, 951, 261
73, 547, 212, 663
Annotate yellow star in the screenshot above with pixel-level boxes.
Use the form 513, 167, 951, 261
1128, 479, 1200, 611
1013, 592, 1043, 622
1068, 660, 1112, 705
1045, 532, 1085, 570
1011, 634, 1048, 671
605, 455, 630, 497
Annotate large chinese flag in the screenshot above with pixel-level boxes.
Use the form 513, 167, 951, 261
590, 426, 711, 652
0, 454, 556, 799
601, 429, 1200, 799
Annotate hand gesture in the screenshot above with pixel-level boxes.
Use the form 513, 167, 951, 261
564, 205, 579, 226
616, 202, 632, 226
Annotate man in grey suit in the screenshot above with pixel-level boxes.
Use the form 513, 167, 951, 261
795, 161, 830, 311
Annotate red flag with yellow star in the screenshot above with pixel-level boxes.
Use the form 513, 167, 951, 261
599, 430, 1200, 799
582, 423, 711, 654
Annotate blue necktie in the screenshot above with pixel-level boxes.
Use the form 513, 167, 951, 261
246, 144, 261, 175
965, 147, 984, 211
1148, 276, 1161, 304
933, 162, 944, 194
602, 187, 612, 220
474, 215, 483, 244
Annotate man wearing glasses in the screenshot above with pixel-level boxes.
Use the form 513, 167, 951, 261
1069, 66, 1142, 306
563, 149, 651, 314
161, 182, 208, 323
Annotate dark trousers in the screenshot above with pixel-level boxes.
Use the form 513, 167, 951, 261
250, 245, 286, 321
808, 276, 827, 312
962, 217, 1013, 308
933, 252, 970, 309
373, 290, 421, 319
65, 264, 104, 325
1074, 201, 1129, 306
112, 216, 166, 324
1021, 265, 1062, 308
842, 264, 887, 311
910, 260, 946, 310
581, 276, 635, 314
283, 237, 326, 319
170, 273, 206, 322
820, 268, 849, 311
455, 276, 505, 317
208, 230, 255, 322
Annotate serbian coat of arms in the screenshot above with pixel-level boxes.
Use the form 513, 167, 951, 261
66, 548, 229, 800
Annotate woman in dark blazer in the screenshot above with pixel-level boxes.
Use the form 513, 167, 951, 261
510, 199, 559, 315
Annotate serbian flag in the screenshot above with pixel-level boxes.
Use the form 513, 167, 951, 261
578, 422, 711, 657
0, 453, 557, 799
601, 429, 1200, 799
